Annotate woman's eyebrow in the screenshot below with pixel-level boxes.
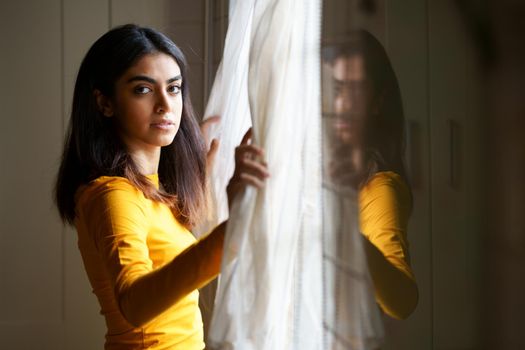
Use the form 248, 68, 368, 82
167, 75, 182, 84
126, 75, 182, 84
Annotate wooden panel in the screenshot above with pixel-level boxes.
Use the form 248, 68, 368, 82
111, 0, 204, 63
0, 0, 63, 347
384, 1, 433, 349
111, 0, 173, 28
359, 0, 387, 43
63, 1, 109, 348
63, 0, 110, 125
429, 0, 481, 348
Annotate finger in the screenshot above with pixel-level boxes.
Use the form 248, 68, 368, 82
240, 128, 253, 145
239, 173, 266, 189
209, 138, 220, 154
235, 144, 265, 161
239, 158, 270, 178
200, 115, 221, 139
201, 115, 221, 130
206, 139, 220, 168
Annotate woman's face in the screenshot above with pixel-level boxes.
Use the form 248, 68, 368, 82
332, 54, 373, 145
106, 52, 183, 154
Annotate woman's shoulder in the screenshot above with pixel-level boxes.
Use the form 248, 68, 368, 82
82, 175, 139, 193
362, 171, 408, 192
75, 175, 145, 208
359, 171, 412, 208
358, 171, 413, 242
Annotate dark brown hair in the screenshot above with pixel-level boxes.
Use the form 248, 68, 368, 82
55, 24, 206, 228
323, 30, 408, 186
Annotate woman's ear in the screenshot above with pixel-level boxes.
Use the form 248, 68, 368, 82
93, 89, 114, 117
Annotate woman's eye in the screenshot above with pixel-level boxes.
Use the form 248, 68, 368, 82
168, 85, 181, 94
134, 86, 151, 94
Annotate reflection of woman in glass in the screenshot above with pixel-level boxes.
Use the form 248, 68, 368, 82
324, 30, 418, 319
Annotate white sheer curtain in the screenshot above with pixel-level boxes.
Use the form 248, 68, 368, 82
199, 0, 383, 348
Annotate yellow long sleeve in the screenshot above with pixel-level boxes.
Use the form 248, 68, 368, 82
359, 171, 419, 319
74, 175, 223, 349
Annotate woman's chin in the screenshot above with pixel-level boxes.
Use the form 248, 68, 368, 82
156, 135, 177, 147
335, 130, 358, 145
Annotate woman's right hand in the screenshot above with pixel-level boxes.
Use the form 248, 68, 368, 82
226, 128, 269, 208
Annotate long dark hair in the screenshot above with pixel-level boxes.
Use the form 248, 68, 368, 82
55, 24, 206, 228
323, 30, 408, 186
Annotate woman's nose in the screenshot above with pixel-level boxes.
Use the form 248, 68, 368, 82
155, 91, 171, 114
335, 93, 354, 115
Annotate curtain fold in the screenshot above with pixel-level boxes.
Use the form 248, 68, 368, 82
200, 0, 383, 348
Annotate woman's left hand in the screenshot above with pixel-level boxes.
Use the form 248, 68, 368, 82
200, 115, 221, 170
226, 128, 269, 208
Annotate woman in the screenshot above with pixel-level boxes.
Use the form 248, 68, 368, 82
55, 24, 268, 349
324, 30, 419, 320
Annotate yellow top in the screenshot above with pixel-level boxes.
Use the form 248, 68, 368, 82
359, 171, 418, 319
74, 174, 223, 350
74, 171, 416, 349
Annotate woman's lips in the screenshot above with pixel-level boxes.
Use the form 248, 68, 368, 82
333, 120, 350, 131
330, 118, 358, 144
151, 120, 175, 130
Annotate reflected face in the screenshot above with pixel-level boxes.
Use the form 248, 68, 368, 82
332, 54, 373, 145
110, 52, 183, 154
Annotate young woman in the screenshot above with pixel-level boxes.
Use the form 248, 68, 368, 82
55, 24, 268, 349
324, 30, 419, 320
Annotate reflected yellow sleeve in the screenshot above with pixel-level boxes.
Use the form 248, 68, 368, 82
359, 171, 418, 319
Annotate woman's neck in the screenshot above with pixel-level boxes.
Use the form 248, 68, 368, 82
128, 146, 161, 175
